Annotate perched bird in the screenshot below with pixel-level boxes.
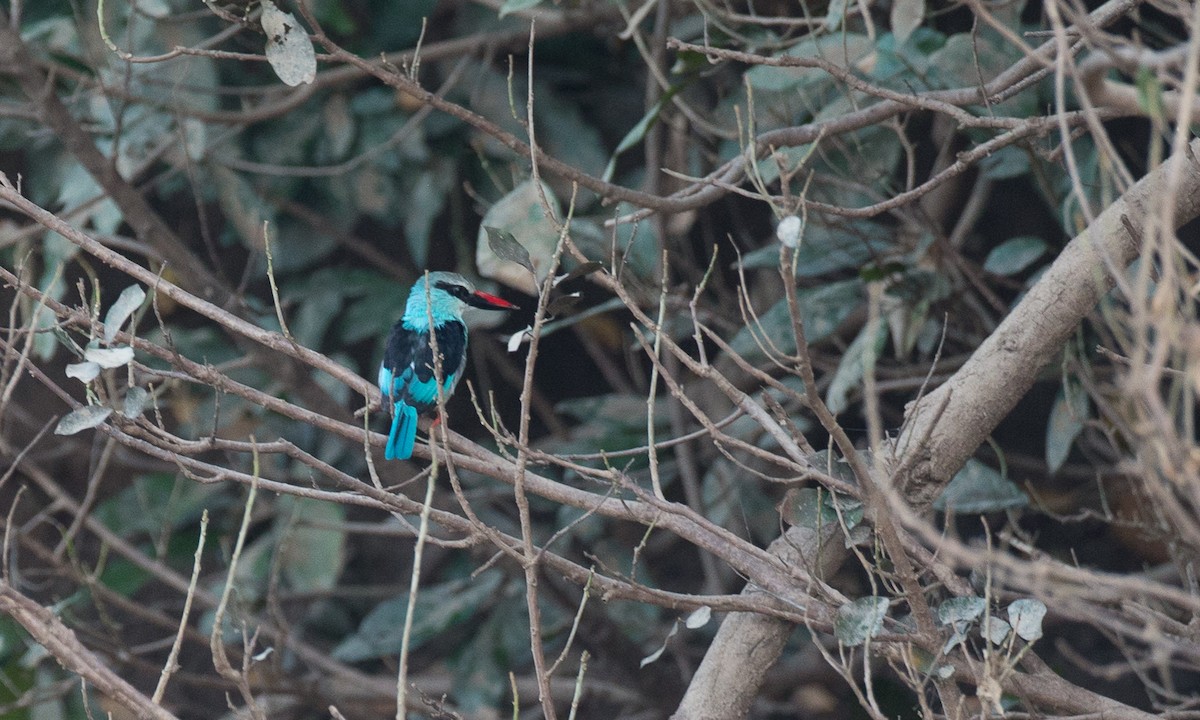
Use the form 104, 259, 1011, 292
378, 272, 518, 460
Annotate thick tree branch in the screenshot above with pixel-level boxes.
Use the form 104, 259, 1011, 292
0, 583, 180, 720
894, 136, 1200, 507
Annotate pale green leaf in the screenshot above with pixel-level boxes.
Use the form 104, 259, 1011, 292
499, 0, 544, 16
835, 596, 890, 647
826, 322, 888, 415
891, 0, 925, 43
103, 284, 145, 343
261, 0, 316, 87
1007, 599, 1046, 641
476, 180, 560, 293
983, 237, 1047, 276
934, 459, 1027, 513
122, 387, 149, 419
84, 345, 134, 368
66, 362, 101, 383
1046, 384, 1088, 474
55, 406, 112, 435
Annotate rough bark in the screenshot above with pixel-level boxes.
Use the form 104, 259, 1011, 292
671, 524, 847, 720
669, 128, 1200, 720
0, 583, 181, 720
895, 137, 1200, 508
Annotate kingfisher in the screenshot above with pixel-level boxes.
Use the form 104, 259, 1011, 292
378, 272, 518, 460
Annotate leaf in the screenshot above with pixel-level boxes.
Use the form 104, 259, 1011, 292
122, 387, 149, 419
980, 146, 1030, 180
1046, 384, 1088, 474
603, 85, 681, 182
261, 0, 316, 87
211, 165, 276, 252
545, 292, 582, 317
983, 237, 1047, 276
499, 0, 544, 16
835, 596, 890, 647
554, 261, 604, 287
333, 572, 504, 661
483, 227, 535, 277
640, 620, 679, 668
826, 322, 888, 415
685, 606, 712, 629
937, 596, 986, 627
1007, 599, 1046, 642
743, 220, 891, 277
745, 33, 873, 92
891, 0, 925, 44
937, 596, 986, 652
55, 406, 112, 435
84, 345, 134, 368
934, 459, 1027, 514
277, 497, 346, 593
729, 280, 862, 363
65, 362, 101, 383
476, 180, 561, 293
507, 326, 531, 353
781, 487, 863, 531
983, 615, 1012, 644
103, 285, 145, 343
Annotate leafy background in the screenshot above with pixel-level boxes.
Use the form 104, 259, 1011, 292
1, 0, 1198, 718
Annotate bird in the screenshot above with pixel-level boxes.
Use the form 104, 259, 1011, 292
378, 272, 518, 460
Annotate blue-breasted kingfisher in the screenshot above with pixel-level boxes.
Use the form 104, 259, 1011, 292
378, 272, 518, 460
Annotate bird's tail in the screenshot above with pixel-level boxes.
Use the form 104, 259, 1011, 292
386, 402, 419, 460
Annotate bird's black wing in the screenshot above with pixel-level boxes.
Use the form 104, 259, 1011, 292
380, 320, 468, 414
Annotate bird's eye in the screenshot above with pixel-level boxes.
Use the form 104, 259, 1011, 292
436, 281, 470, 299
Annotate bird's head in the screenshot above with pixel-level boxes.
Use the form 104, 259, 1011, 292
404, 271, 518, 327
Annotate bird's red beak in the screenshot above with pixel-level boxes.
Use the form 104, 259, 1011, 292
468, 290, 519, 310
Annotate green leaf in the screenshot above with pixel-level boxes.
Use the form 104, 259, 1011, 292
55, 406, 112, 435
984, 615, 1012, 644
499, 0, 544, 16
333, 572, 505, 661
1046, 384, 1088, 474
983, 237, 1047, 276
835, 596, 890, 647
1007, 599, 1046, 641
122, 387, 149, 419
826, 322, 888, 415
261, 0, 316, 87
1135, 66, 1165, 120
102, 284, 145, 343
603, 84, 682, 182
99, 557, 150, 597
891, 0, 925, 43
745, 33, 873, 93
450, 611, 512, 711
934, 459, 1027, 513
781, 487, 863, 531
211, 165, 275, 252
980, 145, 1030, 180
556, 261, 604, 286
742, 219, 891, 277
937, 596, 986, 626
476, 180, 561, 293
483, 226, 536, 277
729, 280, 862, 363
276, 496, 346, 594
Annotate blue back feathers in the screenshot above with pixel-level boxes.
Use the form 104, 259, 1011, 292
378, 273, 476, 460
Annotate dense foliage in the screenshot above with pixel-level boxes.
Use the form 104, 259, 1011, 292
1, 0, 1200, 718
